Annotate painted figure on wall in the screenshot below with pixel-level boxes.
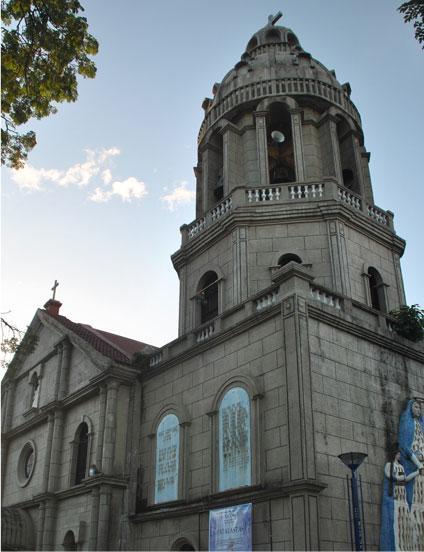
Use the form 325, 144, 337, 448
398, 399, 424, 550
380, 447, 419, 551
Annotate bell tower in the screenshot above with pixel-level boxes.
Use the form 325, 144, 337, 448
172, 12, 406, 338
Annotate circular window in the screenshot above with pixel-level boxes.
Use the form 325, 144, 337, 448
17, 441, 36, 487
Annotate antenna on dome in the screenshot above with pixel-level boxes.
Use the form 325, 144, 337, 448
268, 11, 283, 26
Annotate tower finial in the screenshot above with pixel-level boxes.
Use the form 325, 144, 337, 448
51, 279, 59, 300
268, 11, 283, 26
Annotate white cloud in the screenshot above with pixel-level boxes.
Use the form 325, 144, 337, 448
111, 177, 147, 201
89, 187, 112, 203
89, 177, 147, 203
9, 147, 148, 204
10, 147, 122, 190
102, 169, 112, 184
161, 181, 195, 211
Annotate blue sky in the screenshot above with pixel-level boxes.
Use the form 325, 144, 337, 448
2, 0, 423, 361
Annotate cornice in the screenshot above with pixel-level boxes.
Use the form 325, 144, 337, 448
130, 479, 326, 522
172, 200, 404, 270
308, 303, 424, 363
141, 303, 281, 381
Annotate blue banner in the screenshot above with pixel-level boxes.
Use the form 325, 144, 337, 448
209, 503, 252, 551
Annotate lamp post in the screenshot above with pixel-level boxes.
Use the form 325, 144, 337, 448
338, 452, 367, 551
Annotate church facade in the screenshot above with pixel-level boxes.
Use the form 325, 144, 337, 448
2, 15, 423, 551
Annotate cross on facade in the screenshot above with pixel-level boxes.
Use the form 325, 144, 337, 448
51, 280, 59, 300
268, 11, 282, 26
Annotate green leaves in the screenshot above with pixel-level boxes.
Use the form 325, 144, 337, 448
398, 0, 424, 49
389, 304, 424, 342
1, 0, 98, 168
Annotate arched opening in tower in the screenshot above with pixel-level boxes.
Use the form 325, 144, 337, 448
267, 103, 295, 184
207, 131, 224, 205
337, 117, 359, 194
198, 271, 219, 324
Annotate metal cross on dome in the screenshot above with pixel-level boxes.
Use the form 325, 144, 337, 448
268, 11, 283, 26
51, 279, 59, 300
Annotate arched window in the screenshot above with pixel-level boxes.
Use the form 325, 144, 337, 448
205, 132, 224, 208
30, 372, 40, 408
278, 253, 302, 267
337, 117, 359, 194
63, 530, 77, 551
368, 267, 386, 312
74, 422, 88, 485
198, 271, 219, 324
218, 387, 251, 491
267, 103, 295, 184
155, 414, 180, 503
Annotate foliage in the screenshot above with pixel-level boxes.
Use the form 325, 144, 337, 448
1, 0, 98, 168
398, 0, 424, 48
389, 304, 424, 342
1, 315, 38, 369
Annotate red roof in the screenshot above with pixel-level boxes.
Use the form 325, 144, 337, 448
46, 312, 157, 364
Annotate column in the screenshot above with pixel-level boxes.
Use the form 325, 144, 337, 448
327, 220, 351, 296
53, 343, 64, 400
328, 116, 343, 184
48, 410, 64, 492
254, 111, 269, 187
89, 487, 100, 550
58, 339, 72, 400
281, 290, 320, 550
97, 485, 112, 551
282, 293, 316, 481
42, 414, 55, 493
42, 498, 57, 550
290, 109, 306, 182
37, 502, 46, 550
101, 380, 119, 475
232, 226, 248, 306
96, 385, 107, 472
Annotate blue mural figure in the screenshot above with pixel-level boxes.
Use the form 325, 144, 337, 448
398, 399, 424, 549
380, 447, 419, 551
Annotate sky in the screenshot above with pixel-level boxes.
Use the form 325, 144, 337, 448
2, 0, 423, 368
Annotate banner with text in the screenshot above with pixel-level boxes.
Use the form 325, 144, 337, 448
209, 503, 252, 551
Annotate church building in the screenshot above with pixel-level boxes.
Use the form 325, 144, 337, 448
2, 14, 423, 551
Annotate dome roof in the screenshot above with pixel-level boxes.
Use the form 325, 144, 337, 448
198, 13, 360, 144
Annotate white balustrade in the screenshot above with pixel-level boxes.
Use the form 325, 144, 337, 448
289, 183, 323, 200
255, 288, 279, 312
246, 187, 281, 202
367, 205, 388, 225
187, 196, 232, 240
338, 188, 361, 210
188, 217, 206, 239
196, 323, 215, 343
310, 287, 342, 310
211, 197, 232, 221
149, 351, 163, 367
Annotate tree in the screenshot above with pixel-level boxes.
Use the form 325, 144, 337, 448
389, 304, 424, 342
1, 314, 38, 370
398, 0, 424, 48
1, 0, 98, 169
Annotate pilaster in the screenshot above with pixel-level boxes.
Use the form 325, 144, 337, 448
101, 380, 119, 474
47, 409, 64, 492
97, 485, 112, 551
232, 226, 248, 306
327, 219, 351, 296
290, 108, 306, 181
89, 487, 100, 550
254, 111, 269, 187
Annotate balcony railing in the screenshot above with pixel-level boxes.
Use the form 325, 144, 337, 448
181, 180, 393, 244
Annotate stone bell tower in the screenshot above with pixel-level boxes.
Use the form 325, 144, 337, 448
173, 12, 406, 338
134, 14, 422, 552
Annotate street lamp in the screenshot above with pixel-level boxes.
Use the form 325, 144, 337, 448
338, 452, 367, 551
